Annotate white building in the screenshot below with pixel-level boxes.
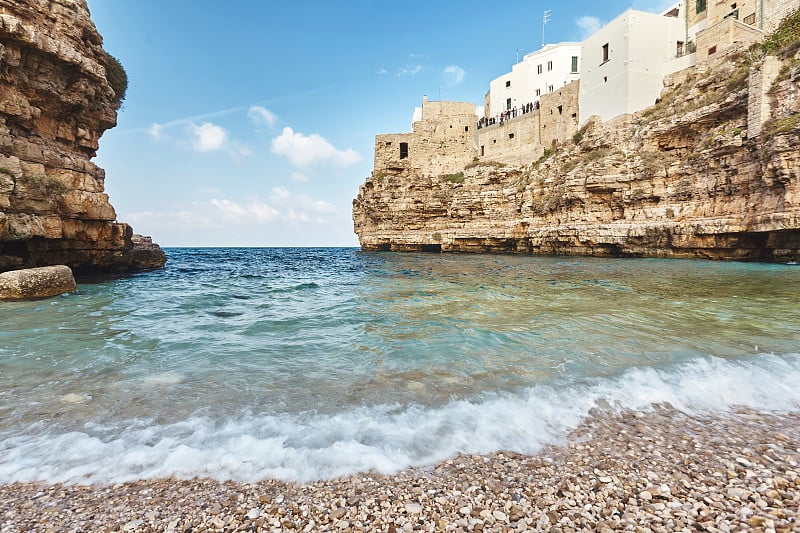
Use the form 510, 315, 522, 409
579, 9, 694, 125
487, 43, 581, 119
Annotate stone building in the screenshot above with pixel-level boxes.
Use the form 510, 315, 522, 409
373, 98, 478, 178
687, 0, 800, 61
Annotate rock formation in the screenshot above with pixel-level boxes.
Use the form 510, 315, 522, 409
0, 0, 165, 276
0, 264, 75, 299
353, 44, 800, 262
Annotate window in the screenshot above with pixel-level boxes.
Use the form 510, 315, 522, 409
508, 133, 515, 139
506, 98, 512, 110
535, 89, 541, 97
464, 126, 469, 132
537, 64, 543, 74
547, 60, 553, 71
505, 80, 511, 88
557, 105, 563, 115
399, 142, 408, 159
602, 43, 609, 63
708, 45, 717, 55
744, 12, 756, 24
481, 145, 485, 156
547, 85, 554, 93
571, 56, 579, 73
677, 41, 685, 57
696, 0, 706, 13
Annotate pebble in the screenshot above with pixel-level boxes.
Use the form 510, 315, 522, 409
1, 408, 798, 532
405, 502, 423, 514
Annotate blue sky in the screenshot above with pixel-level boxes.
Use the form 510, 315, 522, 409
87, 0, 673, 247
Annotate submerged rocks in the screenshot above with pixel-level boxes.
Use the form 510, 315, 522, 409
0, 265, 75, 300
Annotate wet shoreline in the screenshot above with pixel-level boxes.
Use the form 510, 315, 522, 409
2, 407, 798, 532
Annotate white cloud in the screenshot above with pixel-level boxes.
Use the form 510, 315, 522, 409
247, 106, 277, 128
291, 171, 309, 182
270, 186, 291, 202
397, 64, 423, 77
148, 123, 163, 140
190, 122, 228, 152
443, 65, 465, 86
209, 198, 279, 223
296, 193, 335, 214
377, 67, 388, 75
271, 127, 361, 168
576, 16, 602, 38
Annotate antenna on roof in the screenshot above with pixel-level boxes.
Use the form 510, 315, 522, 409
542, 10, 551, 48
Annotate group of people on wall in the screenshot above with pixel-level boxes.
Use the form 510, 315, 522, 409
476, 101, 540, 129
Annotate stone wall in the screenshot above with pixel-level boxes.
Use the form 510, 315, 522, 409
0, 0, 165, 275
763, 0, 800, 33
747, 55, 783, 137
476, 115, 542, 166
539, 81, 580, 148
696, 18, 764, 62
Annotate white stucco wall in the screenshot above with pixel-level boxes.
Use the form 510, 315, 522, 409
487, 43, 581, 119
579, 10, 687, 125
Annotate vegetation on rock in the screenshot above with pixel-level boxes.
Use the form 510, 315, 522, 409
104, 53, 128, 104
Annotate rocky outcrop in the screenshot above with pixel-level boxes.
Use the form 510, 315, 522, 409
0, 264, 75, 299
0, 0, 165, 276
353, 48, 800, 262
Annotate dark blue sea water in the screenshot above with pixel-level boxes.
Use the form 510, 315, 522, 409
1, 248, 799, 483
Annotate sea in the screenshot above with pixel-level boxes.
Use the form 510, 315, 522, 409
0, 248, 798, 485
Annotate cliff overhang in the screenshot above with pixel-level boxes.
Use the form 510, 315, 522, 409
0, 0, 165, 276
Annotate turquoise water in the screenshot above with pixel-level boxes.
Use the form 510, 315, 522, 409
1, 248, 799, 483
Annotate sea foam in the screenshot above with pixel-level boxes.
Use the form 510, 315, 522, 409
1, 353, 798, 485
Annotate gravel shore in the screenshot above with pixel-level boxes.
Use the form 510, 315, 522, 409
2, 407, 799, 532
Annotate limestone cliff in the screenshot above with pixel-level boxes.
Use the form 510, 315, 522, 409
353, 46, 800, 262
0, 0, 165, 276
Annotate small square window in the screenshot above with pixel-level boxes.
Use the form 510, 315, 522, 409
505, 80, 511, 87
696, 0, 707, 13
708, 45, 717, 55
508, 133, 515, 139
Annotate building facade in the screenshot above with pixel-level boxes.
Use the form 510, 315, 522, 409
579, 9, 689, 125
486, 43, 581, 120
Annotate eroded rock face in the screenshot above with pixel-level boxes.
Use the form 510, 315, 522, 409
353, 53, 800, 262
0, 0, 165, 276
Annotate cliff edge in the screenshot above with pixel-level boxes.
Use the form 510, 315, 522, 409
0, 0, 165, 276
353, 16, 800, 262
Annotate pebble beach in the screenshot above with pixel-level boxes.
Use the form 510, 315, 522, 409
2, 407, 799, 532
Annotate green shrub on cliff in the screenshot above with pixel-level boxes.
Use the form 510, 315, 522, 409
762, 7, 800, 57
104, 53, 128, 104
442, 172, 465, 183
